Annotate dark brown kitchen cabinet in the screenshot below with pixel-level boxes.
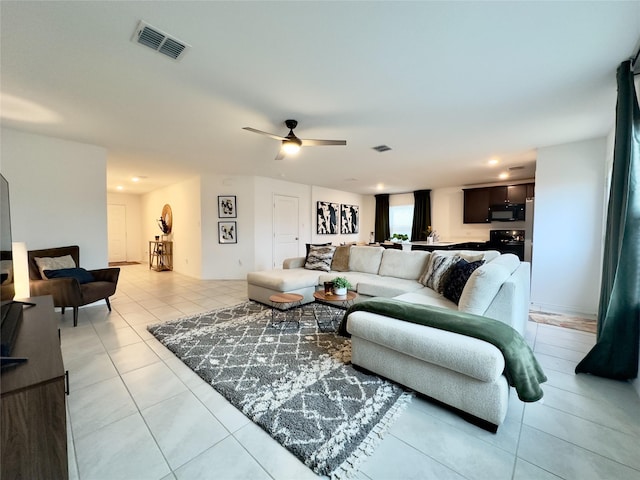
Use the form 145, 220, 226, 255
463, 182, 535, 224
489, 184, 526, 204
463, 187, 490, 223
526, 183, 535, 199
507, 184, 527, 203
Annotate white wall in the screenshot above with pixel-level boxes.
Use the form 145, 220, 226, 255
0, 128, 108, 268
200, 174, 255, 279
431, 187, 527, 243
531, 137, 607, 317
107, 192, 142, 262
141, 176, 202, 278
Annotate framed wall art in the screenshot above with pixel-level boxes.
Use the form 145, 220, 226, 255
316, 201, 339, 234
340, 204, 359, 234
218, 195, 237, 218
218, 221, 237, 244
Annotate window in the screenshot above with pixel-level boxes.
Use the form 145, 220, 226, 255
389, 204, 414, 239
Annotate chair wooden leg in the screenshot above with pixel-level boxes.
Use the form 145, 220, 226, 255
105, 298, 112, 312
73, 307, 79, 327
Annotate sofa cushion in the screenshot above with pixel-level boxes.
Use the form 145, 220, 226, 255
378, 249, 430, 280
357, 276, 425, 297
318, 271, 379, 290
247, 269, 321, 292
393, 290, 458, 310
458, 263, 512, 315
304, 245, 336, 272
419, 252, 461, 293
346, 311, 505, 382
348, 246, 384, 274
442, 259, 484, 305
44, 267, 96, 284
330, 245, 351, 272
34, 254, 76, 279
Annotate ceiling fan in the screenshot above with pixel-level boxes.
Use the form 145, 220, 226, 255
243, 119, 346, 160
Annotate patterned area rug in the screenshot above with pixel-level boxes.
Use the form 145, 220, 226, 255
148, 301, 410, 479
529, 312, 597, 334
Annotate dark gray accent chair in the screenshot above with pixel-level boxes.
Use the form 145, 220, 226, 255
28, 245, 120, 327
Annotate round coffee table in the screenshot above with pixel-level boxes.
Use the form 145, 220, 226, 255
312, 290, 357, 331
269, 293, 304, 329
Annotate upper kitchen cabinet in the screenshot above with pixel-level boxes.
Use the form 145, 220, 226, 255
490, 184, 527, 204
526, 183, 535, 199
463, 182, 535, 224
463, 187, 490, 223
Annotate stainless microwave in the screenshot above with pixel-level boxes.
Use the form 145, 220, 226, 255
489, 203, 525, 222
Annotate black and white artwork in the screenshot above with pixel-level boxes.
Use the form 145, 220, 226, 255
218, 221, 237, 244
218, 195, 237, 218
316, 201, 339, 234
341, 204, 359, 234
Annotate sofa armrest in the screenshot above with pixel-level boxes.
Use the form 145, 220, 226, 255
90, 267, 120, 284
283, 257, 306, 269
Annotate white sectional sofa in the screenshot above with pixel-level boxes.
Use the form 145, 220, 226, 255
247, 245, 533, 430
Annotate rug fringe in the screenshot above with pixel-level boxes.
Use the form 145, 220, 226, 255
328, 392, 413, 480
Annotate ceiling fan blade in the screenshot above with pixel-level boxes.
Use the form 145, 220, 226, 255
274, 148, 286, 161
301, 139, 347, 146
242, 127, 287, 141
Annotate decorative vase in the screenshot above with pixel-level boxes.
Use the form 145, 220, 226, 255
333, 287, 347, 296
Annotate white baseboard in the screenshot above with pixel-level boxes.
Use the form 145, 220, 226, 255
529, 302, 597, 321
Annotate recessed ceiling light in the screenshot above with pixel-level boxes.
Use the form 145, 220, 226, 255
116, 185, 124, 190
488, 158, 499, 166
498, 172, 509, 180
132, 177, 140, 182
376, 183, 385, 190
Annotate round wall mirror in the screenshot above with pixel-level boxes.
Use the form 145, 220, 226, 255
161, 204, 173, 234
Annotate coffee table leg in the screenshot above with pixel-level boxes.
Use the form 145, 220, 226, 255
312, 302, 343, 332
271, 299, 302, 329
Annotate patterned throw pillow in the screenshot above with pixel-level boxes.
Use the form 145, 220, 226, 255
421, 252, 461, 293
34, 254, 76, 280
443, 259, 485, 305
304, 245, 336, 272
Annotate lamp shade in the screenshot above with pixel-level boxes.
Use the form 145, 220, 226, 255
12, 241, 30, 298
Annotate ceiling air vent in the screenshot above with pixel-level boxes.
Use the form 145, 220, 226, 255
131, 21, 190, 61
372, 145, 392, 152
509, 166, 525, 171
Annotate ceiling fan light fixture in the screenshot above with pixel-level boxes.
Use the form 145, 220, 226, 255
282, 138, 302, 155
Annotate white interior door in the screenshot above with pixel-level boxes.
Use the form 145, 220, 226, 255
273, 195, 299, 268
107, 204, 127, 263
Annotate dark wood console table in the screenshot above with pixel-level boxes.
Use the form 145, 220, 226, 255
1, 295, 68, 479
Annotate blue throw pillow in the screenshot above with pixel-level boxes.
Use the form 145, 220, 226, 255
44, 267, 95, 284
443, 259, 484, 305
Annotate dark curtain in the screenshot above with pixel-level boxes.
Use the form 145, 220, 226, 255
374, 194, 390, 243
575, 60, 640, 380
411, 189, 432, 241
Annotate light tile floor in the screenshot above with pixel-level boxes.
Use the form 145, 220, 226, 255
61, 265, 640, 480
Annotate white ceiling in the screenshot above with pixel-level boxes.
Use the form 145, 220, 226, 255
1, 1, 639, 195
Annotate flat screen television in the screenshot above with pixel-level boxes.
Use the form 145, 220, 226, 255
1, 173, 27, 364
1, 173, 15, 304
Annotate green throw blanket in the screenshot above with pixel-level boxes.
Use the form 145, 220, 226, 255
340, 298, 547, 402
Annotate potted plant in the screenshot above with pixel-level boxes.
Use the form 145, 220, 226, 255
332, 276, 352, 295
391, 233, 409, 243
